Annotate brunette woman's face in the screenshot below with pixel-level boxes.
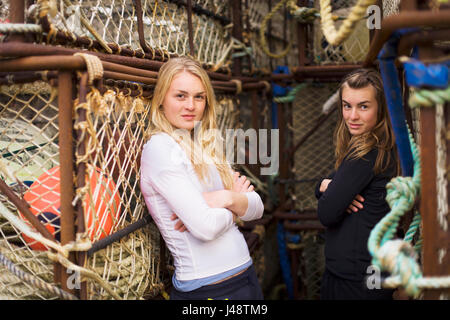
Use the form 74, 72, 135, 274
342, 84, 378, 136
162, 71, 206, 130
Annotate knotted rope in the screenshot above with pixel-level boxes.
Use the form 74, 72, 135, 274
368, 129, 450, 298
409, 86, 450, 109
73, 53, 104, 85
319, 0, 377, 46
0, 251, 79, 300
273, 83, 308, 104
259, 0, 293, 59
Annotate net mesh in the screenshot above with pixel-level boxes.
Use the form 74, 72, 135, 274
0, 81, 165, 299
297, 231, 325, 300
0, 82, 61, 299
244, 0, 298, 73
36, 0, 233, 69
286, 82, 338, 299
310, 0, 369, 65
291, 82, 339, 211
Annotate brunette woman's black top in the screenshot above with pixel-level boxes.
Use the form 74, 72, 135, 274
315, 148, 397, 281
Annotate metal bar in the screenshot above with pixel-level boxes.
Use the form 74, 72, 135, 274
296, 0, 309, 67
420, 106, 439, 299
86, 215, 152, 257
0, 55, 85, 71
363, 10, 450, 67
74, 72, 89, 299
103, 70, 156, 85
289, 248, 299, 299
418, 43, 450, 299
57, 71, 76, 296
273, 211, 319, 221
277, 102, 287, 206
293, 64, 362, 75
187, 0, 195, 57
7, 0, 25, 42
250, 90, 260, 176
284, 221, 325, 231
397, 29, 450, 58
165, 0, 231, 26
0, 52, 271, 92
0, 179, 56, 241
231, 0, 243, 77
133, 0, 152, 55
0, 42, 231, 80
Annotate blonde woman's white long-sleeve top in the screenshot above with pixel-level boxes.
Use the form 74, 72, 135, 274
140, 133, 264, 281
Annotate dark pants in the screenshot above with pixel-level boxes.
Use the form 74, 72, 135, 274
320, 269, 393, 300
170, 264, 264, 300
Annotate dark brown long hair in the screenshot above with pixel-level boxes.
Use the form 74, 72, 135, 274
334, 68, 398, 174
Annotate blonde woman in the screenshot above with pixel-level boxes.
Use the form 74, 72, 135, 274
140, 57, 264, 300
315, 69, 399, 300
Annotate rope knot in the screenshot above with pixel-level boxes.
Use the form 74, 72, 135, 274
230, 79, 242, 94
377, 240, 422, 298
73, 53, 104, 85
385, 176, 417, 210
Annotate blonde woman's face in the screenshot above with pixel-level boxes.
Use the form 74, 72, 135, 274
342, 84, 378, 136
162, 71, 206, 130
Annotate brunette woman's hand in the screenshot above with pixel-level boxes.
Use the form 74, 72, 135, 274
232, 171, 254, 193
346, 194, 365, 213
319, 179, 332, 193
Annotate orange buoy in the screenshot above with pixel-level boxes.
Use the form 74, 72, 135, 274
21, 166, 121, 250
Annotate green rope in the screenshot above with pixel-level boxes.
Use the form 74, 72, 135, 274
368, 129, 422, 297
409, 85, 450, 109
273, 83, 308, 104
368, 126, 450, 298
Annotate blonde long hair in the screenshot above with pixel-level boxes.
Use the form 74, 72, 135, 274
147, 56, 234, 189
334, 69, 398, 174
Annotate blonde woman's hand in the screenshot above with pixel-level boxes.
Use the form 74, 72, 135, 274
232, 171, 254, 193
171, 213, 188, 232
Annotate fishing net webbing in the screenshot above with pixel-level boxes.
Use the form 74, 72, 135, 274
33, 0, 233, 70
296, 231, 324, 300
310, 0, 369, 65
287, 82, 338, 299
0, 81, 63, 299
0, 80, 166, 299
245, 0, 298, 73
291, 82, 338, 211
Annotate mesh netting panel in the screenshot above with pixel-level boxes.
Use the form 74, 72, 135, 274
0, 82, 60, 299
245, 0, 298, 73
39, 0, 232, 68
86, 224, 162, 299
310, 0, 369, 64
0, 81, 166, 299
291, 82, 339, 211
297, 231, 325, 300
383, 0, 400, 18
74, 88, 165, 299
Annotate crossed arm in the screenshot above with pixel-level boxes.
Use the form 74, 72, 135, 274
319, 178, 365, 214
172, 171, 256, 232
